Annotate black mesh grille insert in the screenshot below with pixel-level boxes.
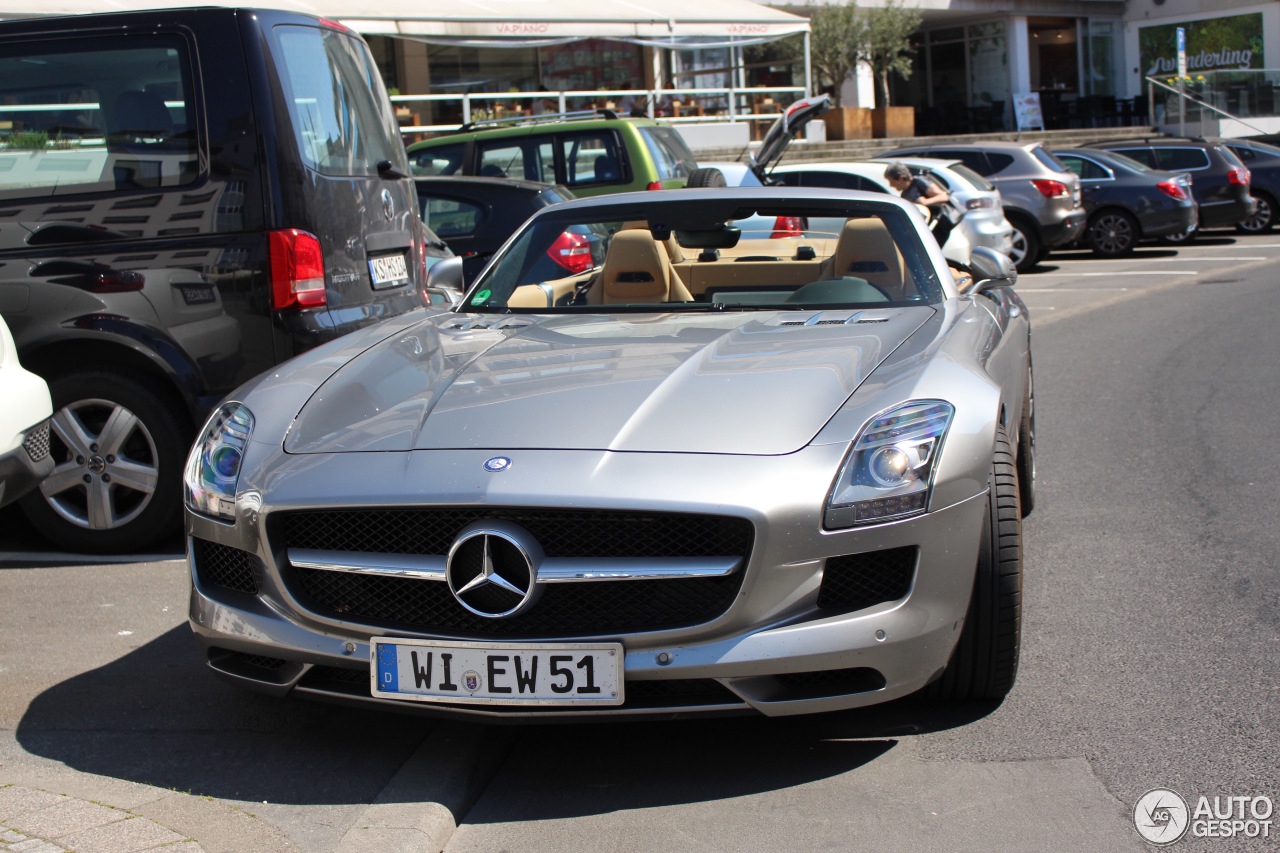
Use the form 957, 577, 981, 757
291, 569, 742, 637
192, 539, 261, 595
817, 547, 917, 613
278, 508, 753, 559
22, 421, 50, 462
300, 666, 744, 711
277, 508, 753, 637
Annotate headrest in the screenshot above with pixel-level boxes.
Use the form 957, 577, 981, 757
601, 230, 671, 303
594, 154, 620, 182
833, 218, 904, 283
620, 220, 684, 263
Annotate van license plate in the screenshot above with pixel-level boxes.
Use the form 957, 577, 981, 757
368, 253, 409, 289
371, 638, 624, 706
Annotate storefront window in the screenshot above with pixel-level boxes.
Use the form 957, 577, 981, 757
1086, 20, 1119, 96
541, 40, 645, 111
968, 20, 1010, 127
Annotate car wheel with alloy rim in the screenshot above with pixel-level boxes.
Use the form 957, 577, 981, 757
1086, 209, 1138, 257
1236, 192, 1274, 233
19, 372, 186, 554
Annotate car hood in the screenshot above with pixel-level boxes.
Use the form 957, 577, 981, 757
283, 307, 934, 456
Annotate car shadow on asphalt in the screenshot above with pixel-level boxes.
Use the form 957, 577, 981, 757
15, 625, 1000, 812
15, 625, 437, 805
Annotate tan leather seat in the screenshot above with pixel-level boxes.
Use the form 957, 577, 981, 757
822, 218, 907, 296
590, 230, 693, 305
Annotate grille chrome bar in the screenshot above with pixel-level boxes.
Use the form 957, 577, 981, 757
289, 550, 447, 580
287, 549, 741, 583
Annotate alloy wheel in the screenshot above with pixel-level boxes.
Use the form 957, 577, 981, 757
1090, 212, 1135, 255
1007, 227, 1029, 269
40, 398, 160, 530
1238, 196, 1273, 233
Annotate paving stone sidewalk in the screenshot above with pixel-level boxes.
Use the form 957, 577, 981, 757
0, 785, 202, 853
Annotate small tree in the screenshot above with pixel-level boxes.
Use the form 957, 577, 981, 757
808, 3, 863, 108
859, 0, 922, 109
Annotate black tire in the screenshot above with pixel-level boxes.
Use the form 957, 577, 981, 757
20, 372, 187, 554
1006, 216, 1041, 274
929, 426, 1023, 702
1237, 191, 1275, 233
685, 167, 727, 188
1017, 363, 1036, 517
1161, 225, 1198, 244
1086, 208, 1139, 257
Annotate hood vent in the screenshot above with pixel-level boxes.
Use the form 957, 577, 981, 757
441, 316, 533, 332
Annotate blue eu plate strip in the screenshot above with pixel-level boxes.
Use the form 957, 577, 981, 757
376, 643, 398, 693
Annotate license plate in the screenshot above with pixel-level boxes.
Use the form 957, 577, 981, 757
370, 638, 624, 706
180, 285, 216, 305
368, 253, 409, 289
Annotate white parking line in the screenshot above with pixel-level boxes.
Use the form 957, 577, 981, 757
0, 551, 184, 565
1028, 271, 1199, 277
1016, 288, 1129, 292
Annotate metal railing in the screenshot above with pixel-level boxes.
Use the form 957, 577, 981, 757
1145, 75, 1270, 137
390, 86, 806, 135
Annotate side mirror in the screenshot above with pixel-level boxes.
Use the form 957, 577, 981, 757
969, 246, 1017, 292
426, 255, 464, 294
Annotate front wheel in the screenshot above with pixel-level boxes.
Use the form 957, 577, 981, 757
929, 426, 1023, 702
20, 372, 187, 554
1086, 209, 1139, 257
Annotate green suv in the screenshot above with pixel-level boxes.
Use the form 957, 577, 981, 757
406, 111, 704, 197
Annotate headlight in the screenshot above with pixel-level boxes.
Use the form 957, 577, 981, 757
184, 403, 254, 521
825, 400, 954, 529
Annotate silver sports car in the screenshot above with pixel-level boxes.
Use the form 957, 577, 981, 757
185, 189, 1035, 719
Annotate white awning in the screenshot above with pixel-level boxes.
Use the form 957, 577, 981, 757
8, 0, 810, 40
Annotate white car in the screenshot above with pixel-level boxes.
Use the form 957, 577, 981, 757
871, 157, 1015, 257
0, 315, 53, 509
770, 161, 1010, 265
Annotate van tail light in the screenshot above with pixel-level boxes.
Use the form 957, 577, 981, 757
770, 215, 804, 238
547, 230, 593, 274
1031, 179, 1070, 198
1227, 167, 1250, 186
1156, 180, 1189, 201
646, 181, 662, 191
268, 229, 326, 310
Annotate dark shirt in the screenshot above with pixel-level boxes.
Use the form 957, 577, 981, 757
900, 175, 935, 203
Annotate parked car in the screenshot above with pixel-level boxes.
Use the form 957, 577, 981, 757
416, 177, 575, 283
881, 141, 1086, 273
883, 158, 1014, 257
0, 315, 53, 509
185, 188, 1035, 719
0, 8, 427, 553
1220, 138, 1280, 233
406, 110, 717, 196
1090, 137, 1256, 242
1050, 148, 1197, 256
767, 161, 973, 265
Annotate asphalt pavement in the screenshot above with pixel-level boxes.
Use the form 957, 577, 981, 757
2, 229, 1278, 852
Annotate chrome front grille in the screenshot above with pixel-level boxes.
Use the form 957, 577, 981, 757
276, 508, 753, 638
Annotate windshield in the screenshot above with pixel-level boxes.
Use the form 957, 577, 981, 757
460, 198, 944, 313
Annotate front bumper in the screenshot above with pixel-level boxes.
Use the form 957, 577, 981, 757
187, 446, 989, 719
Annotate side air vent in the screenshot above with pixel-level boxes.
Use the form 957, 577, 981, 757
817, 546, 917, 613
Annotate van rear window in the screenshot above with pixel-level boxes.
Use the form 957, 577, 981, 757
270, 25, 404, 177
0, 37, 198, 199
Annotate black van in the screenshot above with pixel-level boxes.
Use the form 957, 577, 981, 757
0, 8, 431, 553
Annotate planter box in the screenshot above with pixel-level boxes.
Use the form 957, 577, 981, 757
822, 107, 873, 140
873, 106, 914, 139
